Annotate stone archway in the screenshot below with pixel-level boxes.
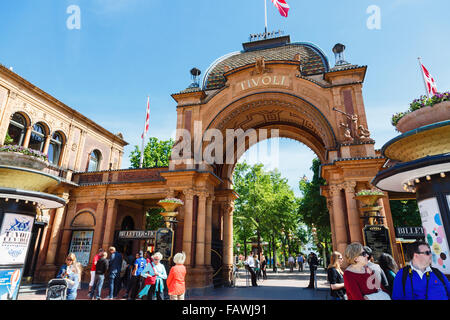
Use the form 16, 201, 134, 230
163, 36, 400, 289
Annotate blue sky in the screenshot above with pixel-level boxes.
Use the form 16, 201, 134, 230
1, 0, 449, 196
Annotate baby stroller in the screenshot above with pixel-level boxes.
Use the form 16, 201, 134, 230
46, 278, 68, 300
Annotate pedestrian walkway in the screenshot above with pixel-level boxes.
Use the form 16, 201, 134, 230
187, 268, 330, 300
17, 268, 330, 300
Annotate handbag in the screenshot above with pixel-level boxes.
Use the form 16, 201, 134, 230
144, 262, 157, 285
364, 289, 391, 300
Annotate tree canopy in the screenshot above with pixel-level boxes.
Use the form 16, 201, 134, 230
129, 137, 174, 168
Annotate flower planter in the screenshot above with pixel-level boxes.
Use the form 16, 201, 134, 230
157, 199, 183, 212
396, 101, 450, 133
354, 194, 384, 207
0, 151, 48, 170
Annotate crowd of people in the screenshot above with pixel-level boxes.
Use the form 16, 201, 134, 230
326, 240, 450, 300
56, 247, 187, 300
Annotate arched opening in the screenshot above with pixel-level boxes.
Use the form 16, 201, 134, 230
47, 131, 65, 166
29, 122, 48, 152
87, 149, 102, 172
6, 112, 28, 146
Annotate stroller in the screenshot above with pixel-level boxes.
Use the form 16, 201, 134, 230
46, 278, 68, 300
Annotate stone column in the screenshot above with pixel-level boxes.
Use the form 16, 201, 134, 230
222, 202, 234, 285
326, 199, 337, 252
205, 196, 214, 268
42, 134, 52, 155
22, 125, 32, 148
344, 181, 363, 243
195, 191, 208, 267
102, 199, 118, 249
45, 192, 70, 265
330, 185, 348, 256
182, 189, 194, 266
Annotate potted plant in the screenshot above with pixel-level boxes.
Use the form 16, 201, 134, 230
0, 145, 49, 170
354, 189, 385, 207
157, 197, 184, 212
391, 92, 450, 133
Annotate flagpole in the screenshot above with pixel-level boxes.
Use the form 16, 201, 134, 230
139, 96, 149, 168
264, 0, 268, 38
418, 57, 430, 99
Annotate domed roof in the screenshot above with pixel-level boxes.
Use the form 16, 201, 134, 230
202, 39, 330, 90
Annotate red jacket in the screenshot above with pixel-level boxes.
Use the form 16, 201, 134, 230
167, 264, 186, 296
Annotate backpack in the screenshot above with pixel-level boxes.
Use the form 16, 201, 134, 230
401, 265, 449, 299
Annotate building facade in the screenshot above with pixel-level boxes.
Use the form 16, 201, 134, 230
0, 35, 404, 290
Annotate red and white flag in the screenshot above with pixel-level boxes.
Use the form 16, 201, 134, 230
271, 0, 290, 17
420, 62, 438, 96
141, 96, 150, 139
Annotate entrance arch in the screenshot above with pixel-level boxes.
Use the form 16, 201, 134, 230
164, 36, 400, 289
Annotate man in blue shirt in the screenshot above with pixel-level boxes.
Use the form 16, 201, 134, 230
107, 247, 123, 299
128, 251, 146, 300
392, 240, 450, 300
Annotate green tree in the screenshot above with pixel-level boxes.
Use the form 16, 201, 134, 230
129, 137, 174, 168
297, 158, 331, 259
389, 200, 421, 227
233, 162, 300, 270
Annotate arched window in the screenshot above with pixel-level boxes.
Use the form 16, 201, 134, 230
6, 113, 27, 145
87, 150, 101, 172
29, 123, 47, 152
47, 132, 63, 165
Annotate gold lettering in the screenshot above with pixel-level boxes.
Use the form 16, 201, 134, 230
241, 82, 245, 90
262, 76, 271, 85
251, 78, 260, 86
281, 76, 286, 85
273, 76, 279, 85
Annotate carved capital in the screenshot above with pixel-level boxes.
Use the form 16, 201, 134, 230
343, 181, 357, 193
196, 191, 209, 201
182, 189, 195, 200
329, 184, 341, 197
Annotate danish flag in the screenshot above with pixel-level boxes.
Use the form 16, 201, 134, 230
141, 96, 150, 139
271, 0, 290, 17
420, 63, 438, 96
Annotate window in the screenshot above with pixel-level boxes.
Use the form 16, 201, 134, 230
29, 123, 46, 152
6, 113, 27, 145
47, 132, 63, 165
87, 150, 101, 172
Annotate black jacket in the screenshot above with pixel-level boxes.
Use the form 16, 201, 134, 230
95, 257, 109, 275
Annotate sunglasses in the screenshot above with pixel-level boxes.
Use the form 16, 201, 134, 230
417, 250, 432, 256
66, 258, 73, 261
359, 251, 369, 257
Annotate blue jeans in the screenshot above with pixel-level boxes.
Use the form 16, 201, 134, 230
108, 272, 120, 298
89, 274, 105, 299
66, 288, 77, 300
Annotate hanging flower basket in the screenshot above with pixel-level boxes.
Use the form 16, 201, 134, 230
392, 93, 450, 133
0, 145, 49, 170
157, 198, 184, 212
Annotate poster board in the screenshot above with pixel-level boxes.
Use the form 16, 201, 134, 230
0, 268, 22, 300
418, 197, 449, 274
0, 213, 34, 265
69, 230, 94, 267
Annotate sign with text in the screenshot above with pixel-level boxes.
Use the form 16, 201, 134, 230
363, 225, 392, 261
154, 228, 174, 260
118, 230, 156, 240
69, 230, 94, 267
395, 226, 425, 240
0, 213, 34, 265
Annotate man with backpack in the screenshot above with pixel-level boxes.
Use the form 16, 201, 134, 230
392, 240, 450, 300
